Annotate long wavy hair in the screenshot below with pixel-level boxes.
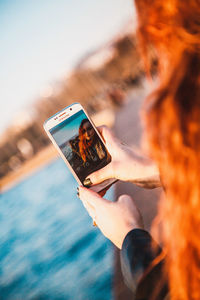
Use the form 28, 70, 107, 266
135, 0, 200, 299
78, 119, 94, 163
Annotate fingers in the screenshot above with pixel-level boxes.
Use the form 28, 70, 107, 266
97, 126, 119, 153
81, 196, 95, 219
86, 163, 115, 185
78, 186, 109, 209
78, 186, 109, 225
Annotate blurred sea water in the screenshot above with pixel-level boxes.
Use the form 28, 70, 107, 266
0, 159, 114, 300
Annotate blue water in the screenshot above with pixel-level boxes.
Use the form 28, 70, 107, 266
0, 159, 114, 300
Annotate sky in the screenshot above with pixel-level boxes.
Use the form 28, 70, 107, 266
0, 0, 135, 134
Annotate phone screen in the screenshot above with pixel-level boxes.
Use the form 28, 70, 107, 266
49, 110, 111, 185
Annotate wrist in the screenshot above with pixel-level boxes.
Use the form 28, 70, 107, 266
129, 157, 161, 187
118, 221, 144, 249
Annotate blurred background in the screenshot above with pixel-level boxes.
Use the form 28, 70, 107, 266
0, 0, 161, 299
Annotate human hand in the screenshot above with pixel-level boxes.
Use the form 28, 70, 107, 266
78, 186, 144, 249
84, 126, 161, 189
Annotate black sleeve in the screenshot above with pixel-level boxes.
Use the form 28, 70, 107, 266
120, 229, 168, 300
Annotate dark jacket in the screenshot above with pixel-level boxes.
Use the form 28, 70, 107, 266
120, 229, 169, 300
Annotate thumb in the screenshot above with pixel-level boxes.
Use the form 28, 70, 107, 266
86, 162, 115, 185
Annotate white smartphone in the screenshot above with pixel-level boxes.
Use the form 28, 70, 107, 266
44, 103, 116, 193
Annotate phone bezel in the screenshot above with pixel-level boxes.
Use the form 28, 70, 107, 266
43, 103, 113, 189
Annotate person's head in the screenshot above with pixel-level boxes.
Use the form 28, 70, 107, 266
135, 1, 200, 299
135, 0, 200, 79
79, 119, 95, 142
78, 119, 95, 162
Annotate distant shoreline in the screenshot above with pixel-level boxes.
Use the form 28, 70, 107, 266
0, 145, 59, 193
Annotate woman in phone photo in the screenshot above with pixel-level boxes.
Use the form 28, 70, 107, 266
78, 119, 109, 165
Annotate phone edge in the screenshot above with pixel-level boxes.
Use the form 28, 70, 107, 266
43, 102, 113, 190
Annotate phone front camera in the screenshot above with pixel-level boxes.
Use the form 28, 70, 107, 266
70, 108, 72, 111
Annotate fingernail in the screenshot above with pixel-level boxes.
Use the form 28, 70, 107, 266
83, 178, 92, 187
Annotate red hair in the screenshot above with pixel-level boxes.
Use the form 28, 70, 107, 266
78, 119, 93, 163
135, 0, 200, 299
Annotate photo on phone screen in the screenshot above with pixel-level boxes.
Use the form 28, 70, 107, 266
49, 110, 111, 185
